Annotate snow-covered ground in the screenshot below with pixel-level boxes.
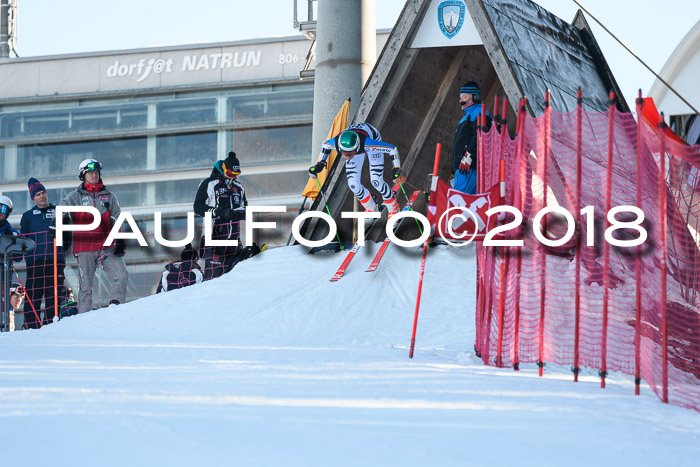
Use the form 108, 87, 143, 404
1, 244, 699, 466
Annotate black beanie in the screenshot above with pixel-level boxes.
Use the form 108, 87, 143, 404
460, 81, 480, 98
224, 151, 240, 171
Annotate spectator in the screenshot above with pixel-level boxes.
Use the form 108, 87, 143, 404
194, 152, 247, 280
452, 81, 491, 194
155, 243, 203, 293
58, 285, 79, 319
0, 195, 18, 236
20, 178, 67, 327
53, 159, 127, 313
309, 123, 403, 216
8, 282, 25, 332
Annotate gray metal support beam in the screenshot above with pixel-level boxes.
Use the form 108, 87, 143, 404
0, 2, 10, 59
310, 0, 376, 160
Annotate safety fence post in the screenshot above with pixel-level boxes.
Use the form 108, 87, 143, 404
495, 98, 509, 367
634, 90, 644, 395
537, 90, 551, 377
658, 112, 669, 403
573, 88, 583, 382
601, 91, 616, 389
513, 97, 528, 371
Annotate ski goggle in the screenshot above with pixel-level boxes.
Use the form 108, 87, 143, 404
83, 161, 102, 172
0, 204, 10, 214
222, 161, 241, 178
10, 285, 25, 295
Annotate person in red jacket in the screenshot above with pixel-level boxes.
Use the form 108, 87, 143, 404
55, 159, 128, 313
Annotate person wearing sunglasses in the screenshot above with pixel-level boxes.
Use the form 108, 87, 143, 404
0, 195, 18, 236
52, 159, 128, 313
452, 80, 491, 194
194, 151, 248, 280
20, 178, 68, 328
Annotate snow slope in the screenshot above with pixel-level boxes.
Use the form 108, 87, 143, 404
1, 244, 699, 466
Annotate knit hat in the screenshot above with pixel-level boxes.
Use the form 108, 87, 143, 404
223, 151, 240, 172
28, 177, 46, 200
460, 81, 480, 99
180, 243, 198, 262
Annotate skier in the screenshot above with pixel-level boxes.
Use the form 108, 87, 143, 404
194, 151, 247, 280
0, 195, 18, 236
52, 159, 128, 313
308, 123, 404, 216
155, 243, 203, 293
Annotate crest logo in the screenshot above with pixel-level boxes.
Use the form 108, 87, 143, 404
437, 1, 465, 39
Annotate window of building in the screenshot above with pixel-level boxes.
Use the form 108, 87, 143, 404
232, 125, 311, 165
156, 132, 217, 171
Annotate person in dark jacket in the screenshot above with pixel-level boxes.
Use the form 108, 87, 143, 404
54, 159, 128, 313
452, 81, 492, 194
156, 243, 203, 293
20, 178, 67, 327
193, 152, 247, 280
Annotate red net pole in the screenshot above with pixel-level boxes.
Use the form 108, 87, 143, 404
658, 113, 669, 403
513, 97, 528, 371
537, 90, 551, 377
634, 91, 644, 395
476, 104, 487, 357
573, 88, 583, 382
409, 143, 442, 359
53, 238, 59, 323
496, 99, 509, 367
601, 91, 616, 389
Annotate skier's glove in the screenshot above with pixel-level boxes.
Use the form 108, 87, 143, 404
308, 161, 327, 178
392, 167, 406, 185
459, 152, 472, 174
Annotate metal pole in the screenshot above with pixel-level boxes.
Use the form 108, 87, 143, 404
1, 1, 10, 58
601, 91, 615, 389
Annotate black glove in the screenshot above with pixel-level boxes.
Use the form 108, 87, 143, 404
216, 207, 245, 222
308, 161, 327, 177
48, 222, 56, 238
392, 167, 404, 180
114, 239, 126, 257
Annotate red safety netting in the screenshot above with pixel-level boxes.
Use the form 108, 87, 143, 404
8, 209, 297, 330
475, 94, 700, 412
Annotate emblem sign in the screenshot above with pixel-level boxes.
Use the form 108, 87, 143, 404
438, 1, 466, 39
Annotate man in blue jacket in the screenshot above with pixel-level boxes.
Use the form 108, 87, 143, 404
452, 81, 491, 194
20, 178, 66, 327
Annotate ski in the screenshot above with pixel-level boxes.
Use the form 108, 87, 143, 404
329, 213, 383, 281
329, 184, 403, 282
365, 189, 422, 273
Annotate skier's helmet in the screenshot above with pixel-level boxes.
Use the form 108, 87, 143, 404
0, 195, 13, 216
79, 159, 102, 180
338, 131, 360, 152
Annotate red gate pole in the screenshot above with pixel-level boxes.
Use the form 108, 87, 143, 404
409, 143, 442, 359
537, 90, 551, 377
513, 97, 528, 371
573, 88, 583, 382
496, 99, 509, 367
601, 91, 615, 389
658, 113, 669, 403
634, 91, 644, 395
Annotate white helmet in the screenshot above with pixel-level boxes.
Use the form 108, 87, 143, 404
79, 159, 102, 180
0, 195, 13, 216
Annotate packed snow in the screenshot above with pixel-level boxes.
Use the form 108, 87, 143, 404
1, 243, 699, 466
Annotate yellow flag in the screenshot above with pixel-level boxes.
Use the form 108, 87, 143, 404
301, 98, 351, 200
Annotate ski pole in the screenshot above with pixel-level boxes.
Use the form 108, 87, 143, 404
315, 178, 344, 250
286, 196, 308, 246
399, 184, 424, 235
12, 267, 42, 328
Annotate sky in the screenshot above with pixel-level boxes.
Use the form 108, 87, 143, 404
1, 244, 699, 466
12, 1, 699, 109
